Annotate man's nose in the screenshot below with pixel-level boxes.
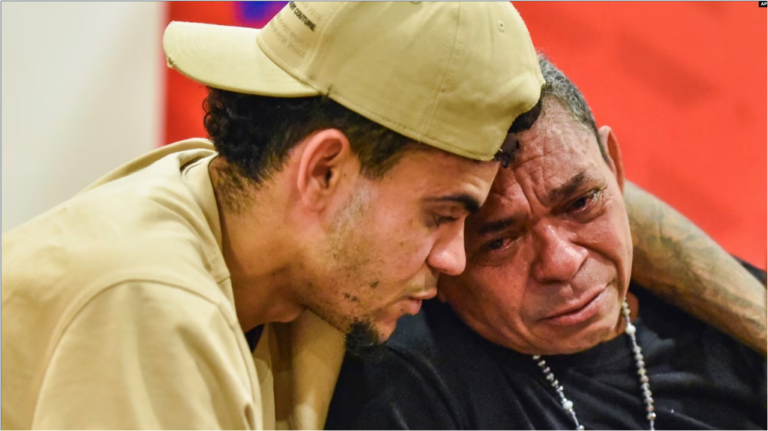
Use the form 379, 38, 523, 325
426, 227, 467, 276
531, 223, 587, 283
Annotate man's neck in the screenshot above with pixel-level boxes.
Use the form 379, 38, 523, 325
210, 158, 306, 332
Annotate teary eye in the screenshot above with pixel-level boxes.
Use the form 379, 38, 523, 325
571, 196, 589, 210
487, 238, 506, 250
568, 190, 600, 213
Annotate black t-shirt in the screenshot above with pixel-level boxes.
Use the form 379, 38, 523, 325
326, 279, 767, 429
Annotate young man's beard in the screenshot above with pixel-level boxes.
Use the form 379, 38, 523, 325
345, 320, 387, 362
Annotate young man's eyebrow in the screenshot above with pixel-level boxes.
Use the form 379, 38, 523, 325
477, 216, 519, 237
423, 194, 481, 214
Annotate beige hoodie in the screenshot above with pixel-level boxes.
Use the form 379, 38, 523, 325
2, 140, 344, 429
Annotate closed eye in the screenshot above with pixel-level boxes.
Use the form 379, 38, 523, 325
433, 215, 459, 227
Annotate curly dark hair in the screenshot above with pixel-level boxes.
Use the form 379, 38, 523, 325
203, 88, 419, 189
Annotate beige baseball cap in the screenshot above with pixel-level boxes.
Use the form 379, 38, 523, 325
163, 2, 543, 161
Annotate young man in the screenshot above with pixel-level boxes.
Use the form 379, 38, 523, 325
2, 3, 545, 429
325, 55, 767, 430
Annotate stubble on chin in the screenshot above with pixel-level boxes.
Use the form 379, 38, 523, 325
345, 319, 388, 362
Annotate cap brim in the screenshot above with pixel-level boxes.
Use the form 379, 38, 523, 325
163, 21, 320, 97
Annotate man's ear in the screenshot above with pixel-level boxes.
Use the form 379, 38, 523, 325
296, 129, 355, 211
598, 125, 625, 192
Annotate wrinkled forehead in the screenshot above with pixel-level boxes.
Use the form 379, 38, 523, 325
481, 101, 603, 215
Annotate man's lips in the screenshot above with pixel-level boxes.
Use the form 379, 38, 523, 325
539, 286, 608, 326
401, 287, 437, 315
409, 287, 438, 301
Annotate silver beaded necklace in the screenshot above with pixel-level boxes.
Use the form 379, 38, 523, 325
531, 301, 656, 430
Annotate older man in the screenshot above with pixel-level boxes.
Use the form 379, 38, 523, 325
325, 56, 767, 430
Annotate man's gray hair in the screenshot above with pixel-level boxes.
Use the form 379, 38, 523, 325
538, 54, 608, 161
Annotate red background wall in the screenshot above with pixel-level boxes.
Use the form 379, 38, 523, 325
164, 2, 767, 267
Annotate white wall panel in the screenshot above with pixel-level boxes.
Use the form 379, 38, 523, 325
2, 2, 164, 232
